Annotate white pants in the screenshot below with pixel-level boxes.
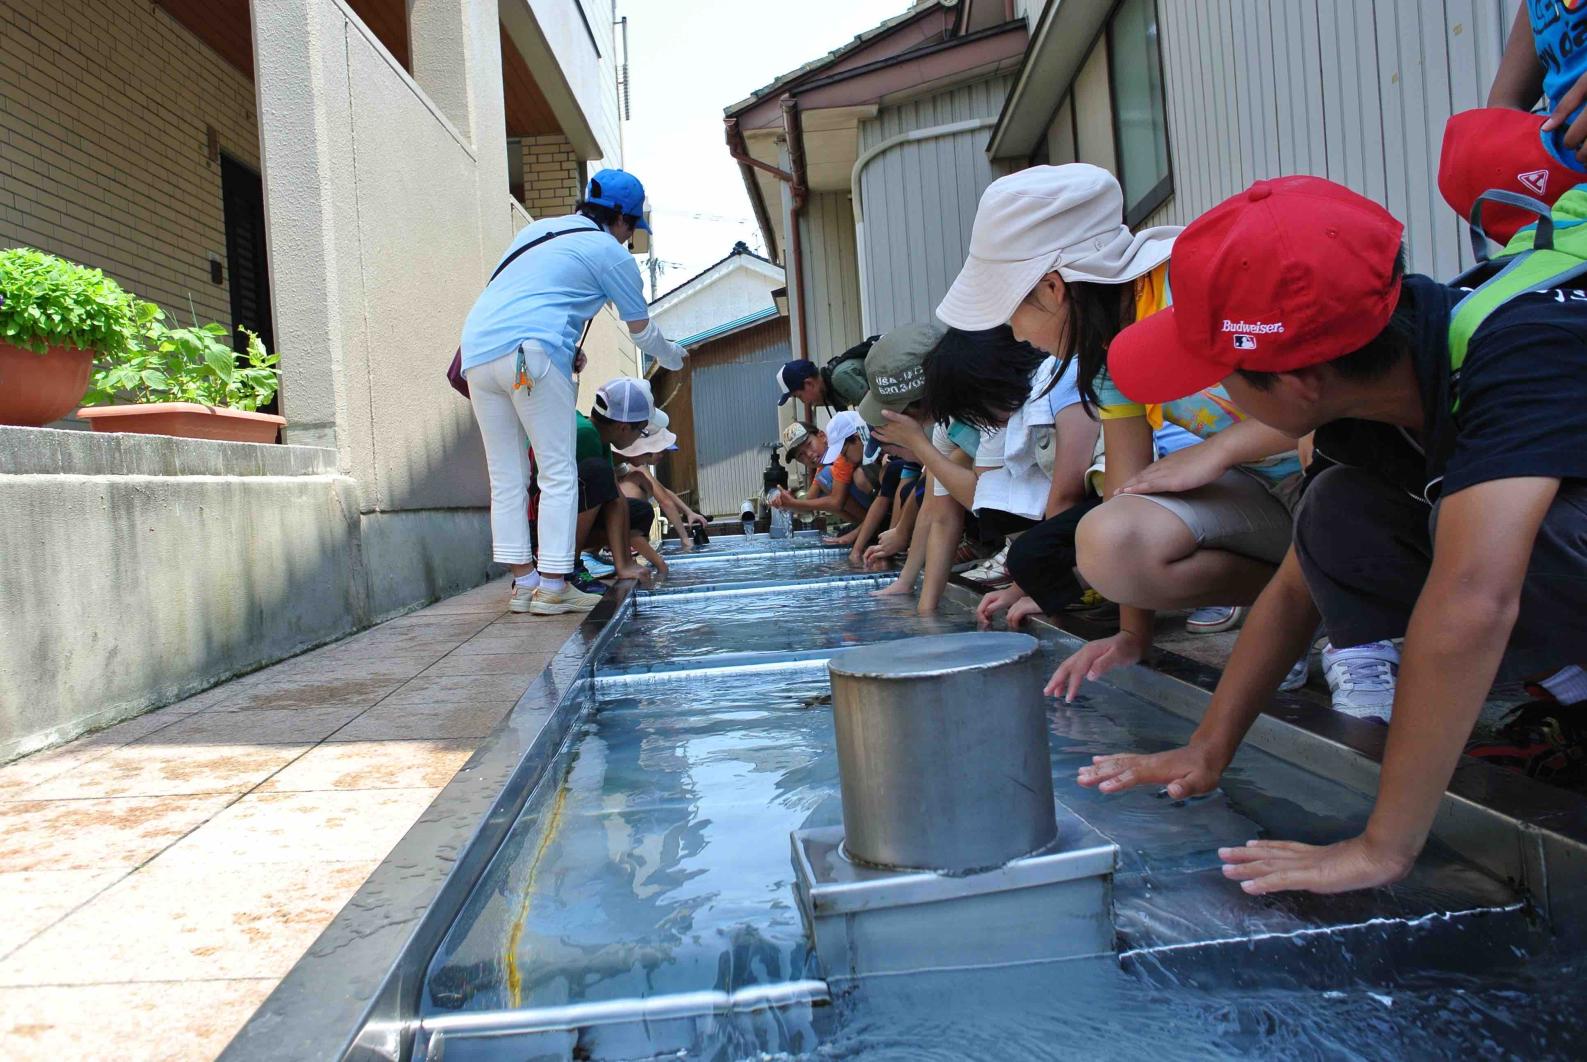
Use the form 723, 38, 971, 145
465, 348, 579, 573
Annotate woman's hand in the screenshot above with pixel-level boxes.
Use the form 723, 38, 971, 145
1044, 631, 1146, 702
573, 349, 588, 374
873, 409, 929, 459
1076, 742, 1226, 799
1115, 443, 1225, 498
975, 584, 1025, 630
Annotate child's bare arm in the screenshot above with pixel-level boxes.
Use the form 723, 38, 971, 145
1489, 5, 1544, 110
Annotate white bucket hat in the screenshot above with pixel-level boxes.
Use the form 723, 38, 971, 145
936, 164, 1182, 331
614, 426, 677, 458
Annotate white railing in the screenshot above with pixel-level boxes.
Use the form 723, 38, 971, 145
509, 197, 534, 232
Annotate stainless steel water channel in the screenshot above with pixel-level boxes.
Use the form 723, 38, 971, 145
221, 532, 1587, 1061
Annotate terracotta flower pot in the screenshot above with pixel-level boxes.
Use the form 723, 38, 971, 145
75, 402, 286, 444
0, 342, 95, 427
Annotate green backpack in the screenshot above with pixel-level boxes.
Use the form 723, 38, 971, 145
1449, 186, 1587, 409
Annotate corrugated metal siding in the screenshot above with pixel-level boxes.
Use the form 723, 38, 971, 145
800, 192, 864, 361
689, 318, 793, 517
856, 75, 1017, 334
1148, 0, 1521, 279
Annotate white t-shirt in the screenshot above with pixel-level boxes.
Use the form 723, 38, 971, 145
973, 357, 1082, 520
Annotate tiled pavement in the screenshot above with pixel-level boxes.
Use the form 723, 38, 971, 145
0, 576, 581, 1061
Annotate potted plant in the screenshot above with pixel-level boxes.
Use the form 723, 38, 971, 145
77, 315, 285, 444
0, 247, 149, 427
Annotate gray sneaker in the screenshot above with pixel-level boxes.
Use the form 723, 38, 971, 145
529, 582, 603, 615
1278, 653, 1311, 692
1322, 641, 1399, 721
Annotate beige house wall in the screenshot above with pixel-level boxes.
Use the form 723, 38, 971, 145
0, 0, 258, 327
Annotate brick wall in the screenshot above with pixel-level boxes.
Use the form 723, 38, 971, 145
520, 134, 580, 220
0, 0, 259, 327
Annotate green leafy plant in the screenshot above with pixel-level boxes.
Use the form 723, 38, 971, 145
82, 314, 281, 412
0, 246, 153, 357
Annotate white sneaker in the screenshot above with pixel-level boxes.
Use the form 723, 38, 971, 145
508, 583, 535, 613
1278, 653, 1311, 691
528, 583, 603, 615
961, 545, 1012, 588
1322, 641, 1399, 721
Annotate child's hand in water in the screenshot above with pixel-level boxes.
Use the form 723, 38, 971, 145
975, 585, 1025, 629
1076, 742, 1226, 799
1219, 834, 1413, 896
1045, 631, 1145, 701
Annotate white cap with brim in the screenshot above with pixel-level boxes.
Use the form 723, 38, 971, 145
615, 427, 678, 457
821, 411, 867, 466
936, 164, 1182, 331
594, 377, 654, 424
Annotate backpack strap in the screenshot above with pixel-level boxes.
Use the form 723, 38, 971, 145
1449, 187, 1587, 405
1463, 189, 1555, 266
487, 221, 600, 285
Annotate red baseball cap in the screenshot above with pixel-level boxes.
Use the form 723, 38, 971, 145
1107, 176, 1405, 405
1438, 107, 1584, 244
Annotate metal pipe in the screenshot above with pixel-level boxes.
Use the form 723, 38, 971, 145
779, 95, 811, 364
724, 117, 785, 262
828, 632, 1057, 872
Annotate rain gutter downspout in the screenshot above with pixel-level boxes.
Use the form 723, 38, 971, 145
724, 117, 788, 263
850, 116, 998, 335
780, 95, 811, 373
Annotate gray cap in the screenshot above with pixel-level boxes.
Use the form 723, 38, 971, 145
856, 322, 945, 428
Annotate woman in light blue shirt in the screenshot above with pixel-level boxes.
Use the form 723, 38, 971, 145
459, 169, 687, 615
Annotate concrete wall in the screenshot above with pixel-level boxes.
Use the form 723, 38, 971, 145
577, 305, 643, 410
0, 427, 493, 764
0, 0, 258, 325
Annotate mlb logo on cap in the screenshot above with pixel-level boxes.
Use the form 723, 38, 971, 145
1232, 334, 1257, 350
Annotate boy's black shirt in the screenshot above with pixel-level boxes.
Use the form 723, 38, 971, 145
1311, 273, 1587, 503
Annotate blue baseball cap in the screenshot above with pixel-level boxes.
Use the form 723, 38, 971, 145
775, 360, 819, 405
585, 169, 651, 232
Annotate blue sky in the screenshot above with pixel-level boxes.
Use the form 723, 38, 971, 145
619, 0, 907, 294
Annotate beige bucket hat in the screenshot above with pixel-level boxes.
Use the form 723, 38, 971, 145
936, 164, 1182, 331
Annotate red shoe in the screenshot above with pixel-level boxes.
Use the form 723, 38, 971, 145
1465, 696, 1587, 786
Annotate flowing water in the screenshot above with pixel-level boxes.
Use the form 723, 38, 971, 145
420, 538, 1586, 1059
657, 548, 870, 591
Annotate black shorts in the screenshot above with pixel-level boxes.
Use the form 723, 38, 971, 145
976, 507, 1039, 541
876, 459, 921, 506
577, 457, 620, 513
626, 496, 654, 535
